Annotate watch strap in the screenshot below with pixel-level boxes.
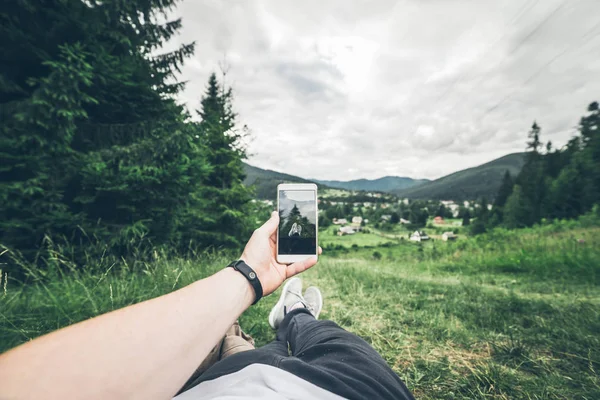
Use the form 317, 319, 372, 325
227, 260, 263, 305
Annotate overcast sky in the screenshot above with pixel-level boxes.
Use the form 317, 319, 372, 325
279, 191, 317, 224
166, 0, 600, 180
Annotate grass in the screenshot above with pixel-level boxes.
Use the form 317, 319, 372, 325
319, 227, 397, 248
1, 221, 599, 399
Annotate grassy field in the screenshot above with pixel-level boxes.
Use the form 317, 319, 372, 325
319, 227, 398, 248
1, 220, 599, 399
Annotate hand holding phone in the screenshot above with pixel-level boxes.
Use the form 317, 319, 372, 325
239, 210, 320, 297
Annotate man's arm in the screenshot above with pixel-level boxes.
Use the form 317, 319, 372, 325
0, 212, 319, 400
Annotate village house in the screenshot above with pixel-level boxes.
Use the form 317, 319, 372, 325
381, 214, 391, 222
333, 218, 348, 225
400, 218, 411, 224
442, 232, 457, 241
349, 216, 363, 232
338, 226, 356, 236
410, 231, 430, 242
433, 216, 445, 224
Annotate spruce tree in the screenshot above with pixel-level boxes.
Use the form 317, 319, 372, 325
517, 122, 547, 225
526, 121, 542, 157
578, 101, 600, 209
547, 162, 585, 219
477, 197, 490, 223
0, 0, 104, 254
503, 185, 533, 229
0, 0, 214, 268
494, 171, 514, 208
499, 101, 599, 227
283, 204, 303, 234
193, 73, 253, 247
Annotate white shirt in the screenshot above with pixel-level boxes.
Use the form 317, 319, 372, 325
174, 364, 345, 400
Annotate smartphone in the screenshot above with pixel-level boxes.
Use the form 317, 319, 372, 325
276, 183, 319, 264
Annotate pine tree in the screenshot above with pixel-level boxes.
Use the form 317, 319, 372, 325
578, 101, 600, 209
0, 0, 213, 268
193, 73, 253, 247
547, 162, 585, 219
503, 185, 533, 229
497, 101, 599, 228
494, 171, 514, 208
516, 122, 547, 225
526, 122, 543, 158
282, 204, 316, 238
318, 214, 332, 228
477, 197, 490, 223
66, 0, 202, 252
0, 0, 100, 254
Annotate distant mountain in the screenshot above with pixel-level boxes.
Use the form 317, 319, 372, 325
392, 153, 526, 200
244, 152, 526, 201
312, 176, 429, 193
243, 163, 324, 199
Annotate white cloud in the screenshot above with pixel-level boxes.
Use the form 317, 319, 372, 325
279, 191, 317, 223
166, 0, 600, 180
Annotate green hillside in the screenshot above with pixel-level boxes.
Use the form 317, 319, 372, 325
393, 152, 526, 200
243, 163, 324, 199
3, 217, 599, 399
312, 176, 429, 193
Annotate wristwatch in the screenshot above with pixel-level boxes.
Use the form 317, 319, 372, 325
227, 260, 263, 305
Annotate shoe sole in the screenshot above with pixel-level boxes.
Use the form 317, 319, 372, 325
306, 287, 323, 320
268, 277, 301, 329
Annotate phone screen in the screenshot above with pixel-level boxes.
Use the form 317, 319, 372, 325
278, 190, 317, 255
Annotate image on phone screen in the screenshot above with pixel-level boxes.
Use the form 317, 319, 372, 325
278, 190, 317, 255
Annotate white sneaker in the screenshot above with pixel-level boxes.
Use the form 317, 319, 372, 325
303, 287, 323, 320
268, 277, 304, 329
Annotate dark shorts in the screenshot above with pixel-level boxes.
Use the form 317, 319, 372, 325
182, 309, 414, 400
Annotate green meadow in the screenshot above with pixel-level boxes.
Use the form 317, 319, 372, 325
2, 216, 599, 399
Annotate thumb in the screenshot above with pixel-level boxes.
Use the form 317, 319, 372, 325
286, 256, 318, 278
259, 211, 280, 235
